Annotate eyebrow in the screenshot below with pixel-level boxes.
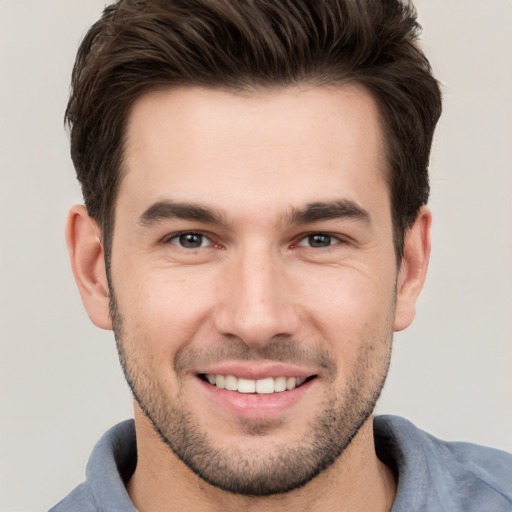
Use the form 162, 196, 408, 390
288, 200, 370, 225
137, 199, 370, 228
137, 201, 227, 227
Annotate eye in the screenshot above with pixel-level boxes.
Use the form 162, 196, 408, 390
296, 233, 338, 248
167, 232, 212, 249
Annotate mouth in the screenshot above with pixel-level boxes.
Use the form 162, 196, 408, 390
195, 368, 319, 419
199, 373, 316, 394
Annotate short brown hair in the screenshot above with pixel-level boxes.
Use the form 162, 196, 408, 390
66, 0, 442, 260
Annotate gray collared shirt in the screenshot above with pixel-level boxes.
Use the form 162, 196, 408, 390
49, 415, 512, 511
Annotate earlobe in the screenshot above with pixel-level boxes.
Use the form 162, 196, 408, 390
394, 206, 431, 332
66, 205, 113, 330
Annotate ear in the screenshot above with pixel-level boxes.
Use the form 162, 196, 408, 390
394, 206, 431, 332
66, 205, 113, 330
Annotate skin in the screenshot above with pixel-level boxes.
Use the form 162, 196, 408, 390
67, 85, 431, 511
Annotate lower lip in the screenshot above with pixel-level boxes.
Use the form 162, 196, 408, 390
197, 377, 315, 420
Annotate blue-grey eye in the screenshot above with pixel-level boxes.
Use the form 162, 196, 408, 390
296, 233, 335, 248
304, 234, 333, 248
172, 232, 208, 249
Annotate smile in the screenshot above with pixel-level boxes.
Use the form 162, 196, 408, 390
202, 374, 311, 394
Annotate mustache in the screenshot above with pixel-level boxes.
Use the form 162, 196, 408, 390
173, 335, 337, 377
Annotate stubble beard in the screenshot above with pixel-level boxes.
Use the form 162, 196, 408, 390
109, 290, 393, 497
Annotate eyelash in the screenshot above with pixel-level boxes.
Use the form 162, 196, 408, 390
162, 231, 347, 250
294, 233, 345, 249
163, 232, 215, 249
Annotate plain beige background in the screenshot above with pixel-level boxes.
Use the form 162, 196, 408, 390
1, 1, 511, 510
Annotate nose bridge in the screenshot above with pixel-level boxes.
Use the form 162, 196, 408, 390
214, 241, 298, 345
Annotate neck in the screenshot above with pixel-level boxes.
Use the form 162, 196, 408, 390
127, 408, 396, 512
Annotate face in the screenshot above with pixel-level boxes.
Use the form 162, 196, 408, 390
110, 86, 400, 495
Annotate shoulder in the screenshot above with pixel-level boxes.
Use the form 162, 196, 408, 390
47, 420, 137, 512
374, 415, 512, 511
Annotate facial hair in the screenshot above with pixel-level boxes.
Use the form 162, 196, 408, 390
109, 289, 393, 496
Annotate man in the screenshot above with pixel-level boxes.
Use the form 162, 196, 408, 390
50, 0, 512, 510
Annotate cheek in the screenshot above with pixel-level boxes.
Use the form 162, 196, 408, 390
113, 265, 217, 353
298, 265, 396, 354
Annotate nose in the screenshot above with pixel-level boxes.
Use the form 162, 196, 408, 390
213, 246, 300, 346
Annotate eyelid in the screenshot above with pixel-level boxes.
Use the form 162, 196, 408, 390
293, 232, 350, 248
159, 230, 352, 249
161, 230, 215, 248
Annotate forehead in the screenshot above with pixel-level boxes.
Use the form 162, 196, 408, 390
120, 85, 388, 222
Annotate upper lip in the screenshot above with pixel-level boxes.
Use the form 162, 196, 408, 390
195, 362, 317, 380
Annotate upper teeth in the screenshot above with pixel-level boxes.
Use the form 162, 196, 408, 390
206, 375, 307, 394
